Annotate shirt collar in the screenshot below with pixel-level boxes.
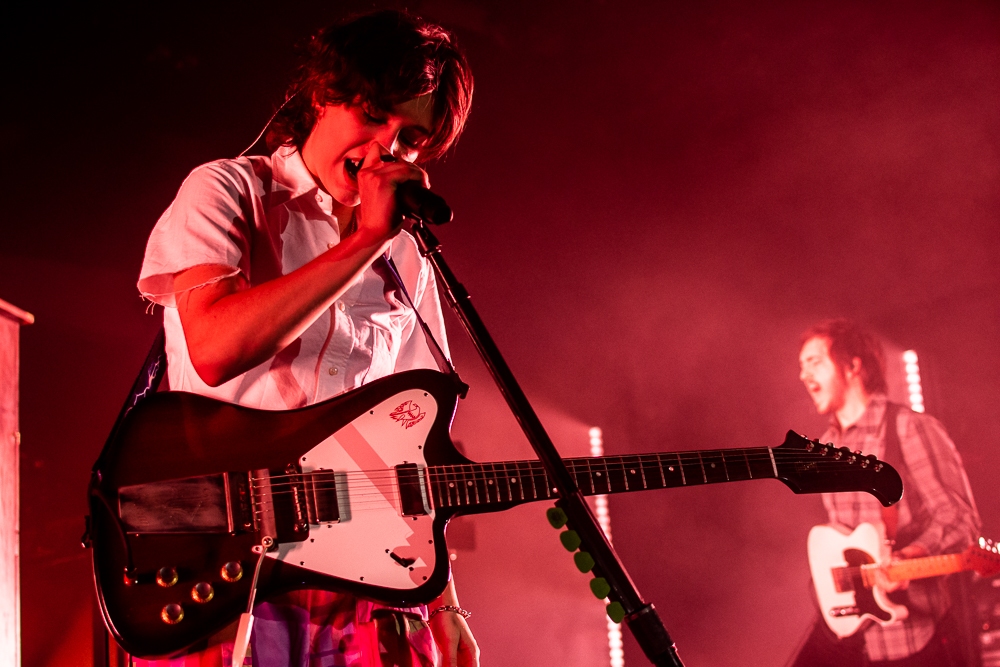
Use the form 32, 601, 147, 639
272, 144, 320, 201
271, 144, 341, 218
830, 393, 888, 434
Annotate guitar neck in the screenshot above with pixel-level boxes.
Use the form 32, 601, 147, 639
876, 553, 967, 584
428, 447, 784, 511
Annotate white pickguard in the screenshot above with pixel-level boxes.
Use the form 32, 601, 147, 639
808, 522, 907, 638
269, 388, 440, 591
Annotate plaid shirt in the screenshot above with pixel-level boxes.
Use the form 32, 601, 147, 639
819, 395, 980, 660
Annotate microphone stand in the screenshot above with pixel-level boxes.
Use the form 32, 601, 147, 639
409, 219, 685, 667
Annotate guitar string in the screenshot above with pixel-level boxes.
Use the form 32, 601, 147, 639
241, 459, 894, 512
249, 458, 887, 494
248, 450, 885, 491
247, 455, 890, 507
249, 447, 879, 482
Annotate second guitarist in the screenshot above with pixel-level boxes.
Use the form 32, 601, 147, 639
789, 319, 980, 667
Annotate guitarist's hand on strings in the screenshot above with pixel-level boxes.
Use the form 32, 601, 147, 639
876, 543, 929, 592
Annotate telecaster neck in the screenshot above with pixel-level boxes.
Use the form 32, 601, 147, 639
861, 553, 966, 587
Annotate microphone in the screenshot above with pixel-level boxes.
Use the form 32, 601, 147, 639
396, 180, 453, 225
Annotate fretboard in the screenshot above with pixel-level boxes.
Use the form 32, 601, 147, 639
427, 448, 781, 510
834, 554, 967, 590
866, 554, 966, 587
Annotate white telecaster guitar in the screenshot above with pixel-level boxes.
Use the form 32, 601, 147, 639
808, 522, 1000, 638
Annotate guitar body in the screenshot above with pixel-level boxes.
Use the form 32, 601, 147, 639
808, 523, 907, 639
90, 369, 466, 658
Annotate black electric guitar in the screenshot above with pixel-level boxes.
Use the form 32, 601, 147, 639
88, 369, 903, 658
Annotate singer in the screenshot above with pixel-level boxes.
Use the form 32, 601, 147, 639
134, 10, 476, 667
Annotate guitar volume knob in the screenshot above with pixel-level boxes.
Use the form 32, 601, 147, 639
161, 603, 184, 624
221, 561, 243, 582
156, 567, 179, 588
191, 582, 214, 603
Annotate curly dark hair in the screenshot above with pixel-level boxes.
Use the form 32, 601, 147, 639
800, 318, 888, 394
266, 10, 473, 162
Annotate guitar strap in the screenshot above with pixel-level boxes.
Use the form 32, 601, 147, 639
380, 253, 468, 398
880, 403, 903, 544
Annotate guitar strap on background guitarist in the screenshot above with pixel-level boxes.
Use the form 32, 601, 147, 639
876, 403, 978, 663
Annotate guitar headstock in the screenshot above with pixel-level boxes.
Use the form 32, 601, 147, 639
966, 537, 1000, 577
774, 431, 903, 507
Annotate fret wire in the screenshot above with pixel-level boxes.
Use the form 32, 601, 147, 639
486, 462, 497, 503
463, 463, 473, 506
656, 453, 667, 487
513, 461, 524, 501
470, 463, 480, 505
484, 462, 494, 504
449, 464, 461, 507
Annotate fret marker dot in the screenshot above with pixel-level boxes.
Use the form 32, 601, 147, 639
630, 469, 636, 474
596, 472, 602, 477
511, 478, 517, 483
668, 466, 674, 471
467, 481, 473, 487
448, 483, 455, 488
488, 480, 494, 485
710, 463, 716, 468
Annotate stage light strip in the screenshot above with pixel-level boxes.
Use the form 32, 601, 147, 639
902, 350, 925, 413
590, 427, 625, 667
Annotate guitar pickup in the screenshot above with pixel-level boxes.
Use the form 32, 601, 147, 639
395, 463, 429, 516
303, 469, 341, 524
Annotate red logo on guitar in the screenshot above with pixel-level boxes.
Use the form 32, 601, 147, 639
390, 400, 425, 429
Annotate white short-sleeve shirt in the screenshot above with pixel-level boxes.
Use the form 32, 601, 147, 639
138, 145, 449, 409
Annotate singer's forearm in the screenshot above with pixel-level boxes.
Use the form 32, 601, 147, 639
176, 230, 391, 387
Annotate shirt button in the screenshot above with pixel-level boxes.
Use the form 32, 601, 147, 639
337, 302, 346, 312
316, 193, 323, 202
328, 367, 338, 376
327, 242, 336, 249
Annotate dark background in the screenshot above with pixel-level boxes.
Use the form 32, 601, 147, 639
2, 0, 997, 664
